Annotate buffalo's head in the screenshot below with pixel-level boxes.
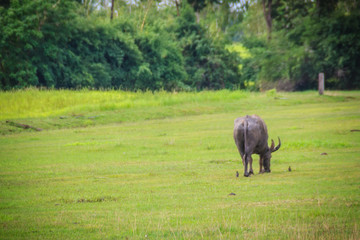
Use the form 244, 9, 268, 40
263, 137, 281, 172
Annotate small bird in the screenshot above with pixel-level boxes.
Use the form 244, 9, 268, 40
288, 166, 292, 172
236, 171, 239, 177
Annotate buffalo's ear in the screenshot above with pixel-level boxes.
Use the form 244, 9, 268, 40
270, 139, 275, 151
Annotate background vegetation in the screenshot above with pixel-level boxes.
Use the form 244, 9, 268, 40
1, 0, 359, 91
0, 90, 359, 239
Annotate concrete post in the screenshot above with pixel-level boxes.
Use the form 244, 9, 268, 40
318, 73, 324, 95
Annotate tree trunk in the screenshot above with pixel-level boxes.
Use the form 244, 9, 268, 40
140, 0, 153, 31
175, 0, 180, 16
110, 0, 115, 20
195, 11, 200, 23
262, 0, 272, 41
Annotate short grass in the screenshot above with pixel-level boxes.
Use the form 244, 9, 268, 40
0, 90, 359, 239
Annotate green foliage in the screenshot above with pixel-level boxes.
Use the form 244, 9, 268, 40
241, 1, 360, 90
226, 43, 252, 59
303, 11, 360, 89
187, 0, 219, 13
173, 5, 242, 90
0, 0, 241, 91
135, 22, 188, 90
1, 0, 359, 91
265, 88, 277, 98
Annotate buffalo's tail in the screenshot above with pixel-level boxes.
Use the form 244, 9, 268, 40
243, 115, 249, 161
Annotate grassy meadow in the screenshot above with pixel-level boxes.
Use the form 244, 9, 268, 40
0, 89, 359, 239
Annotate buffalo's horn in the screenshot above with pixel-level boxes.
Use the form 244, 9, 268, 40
270, 139, 275, 151
271, 137, 281, 152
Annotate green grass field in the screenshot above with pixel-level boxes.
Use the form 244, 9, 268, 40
0, 89, 359, 239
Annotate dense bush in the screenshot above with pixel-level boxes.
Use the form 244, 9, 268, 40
0, 0, 241, 91
2, 0, 358, 91
174, 6, 241, 90
303, 12, 360, 89
239, 1, 360, 91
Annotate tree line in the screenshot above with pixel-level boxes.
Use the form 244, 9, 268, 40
242, 0, 360, 90
0, 0, 359, 91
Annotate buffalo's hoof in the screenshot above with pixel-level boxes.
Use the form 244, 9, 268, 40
244, 173, 250, 177
249, 170, 254, 175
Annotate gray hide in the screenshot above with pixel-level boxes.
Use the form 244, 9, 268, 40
233, 115, 281, 177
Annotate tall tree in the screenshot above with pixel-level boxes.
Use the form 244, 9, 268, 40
262, 0, 272, 41
140, 0, 153, 31
316, 0, 338, 16
110, 0, 115, 20
187, 0, 219, 22
174, 0, 180, 16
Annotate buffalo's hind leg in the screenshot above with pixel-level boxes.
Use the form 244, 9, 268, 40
235, 138, 247, 176
241, 153, 245, 167
249, 155, 254, 175
243, 154, 252, 177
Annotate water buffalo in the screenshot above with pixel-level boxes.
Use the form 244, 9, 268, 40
233, 115, 281, 177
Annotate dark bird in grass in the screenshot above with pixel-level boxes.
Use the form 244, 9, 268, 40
288, 166, 292, 172
236, 171, 239, 177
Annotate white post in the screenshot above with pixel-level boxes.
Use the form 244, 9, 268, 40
318, 73, 324, 95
